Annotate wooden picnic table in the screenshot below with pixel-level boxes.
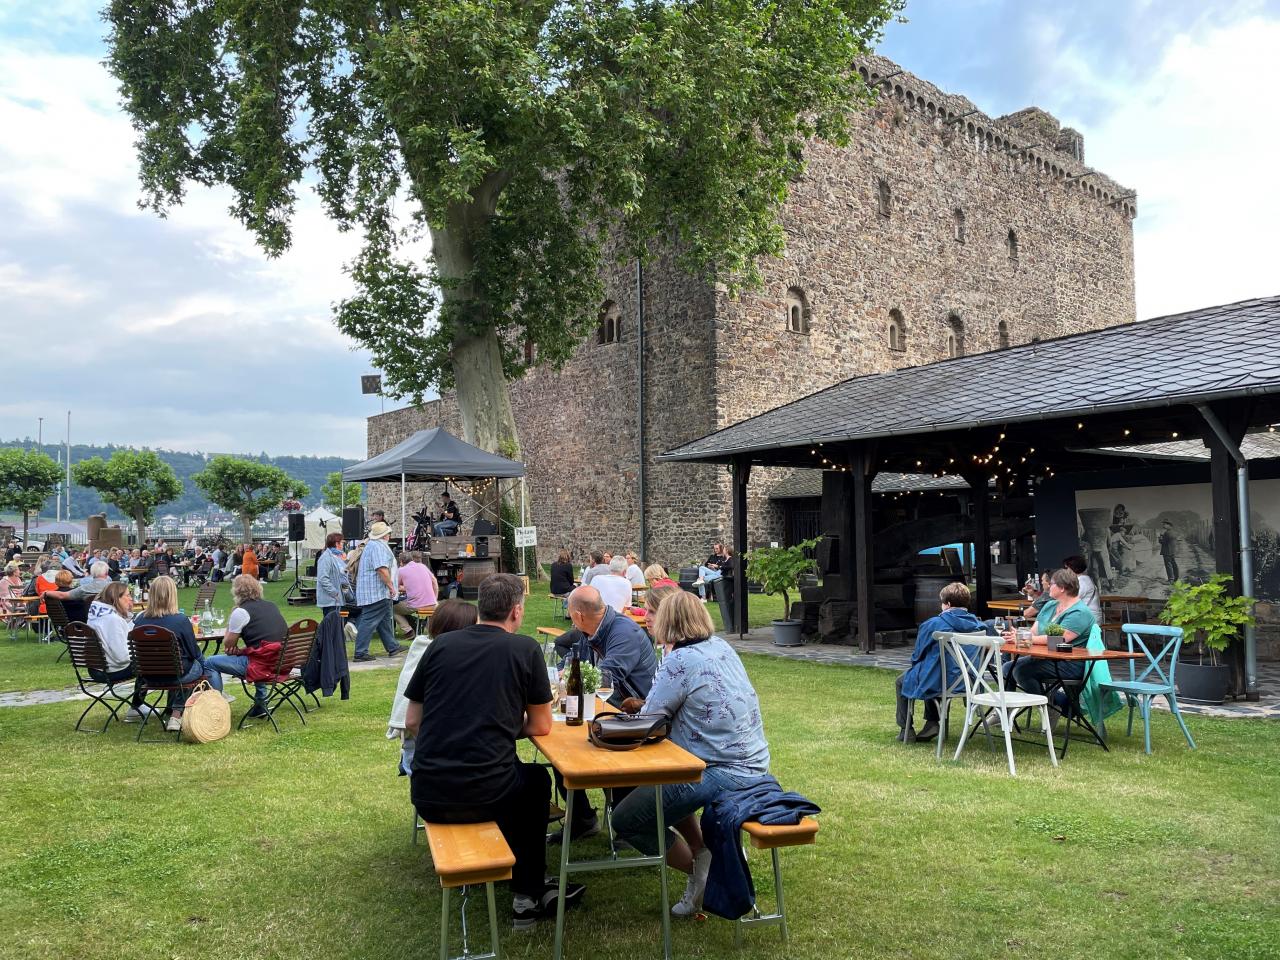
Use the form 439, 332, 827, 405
532, 699, 704, 960
987, 597, 1028, 615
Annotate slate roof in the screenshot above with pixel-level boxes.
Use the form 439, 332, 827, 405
768, 470, 970, 499
1082, 431, 1280, 462
661, 296, 1280, 463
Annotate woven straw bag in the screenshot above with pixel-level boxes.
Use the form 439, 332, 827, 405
180, 679, 231, 743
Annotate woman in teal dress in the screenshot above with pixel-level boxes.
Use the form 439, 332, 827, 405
1009, 568, 1097, 697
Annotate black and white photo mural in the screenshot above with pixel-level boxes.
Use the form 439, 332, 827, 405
1075, 480, 1280, 602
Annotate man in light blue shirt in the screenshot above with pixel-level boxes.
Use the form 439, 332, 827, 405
354, 522, 403, 661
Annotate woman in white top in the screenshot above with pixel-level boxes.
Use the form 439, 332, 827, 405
86, 581, 150, 722
1063, 555, 1103, 623
623, 552, 647, 587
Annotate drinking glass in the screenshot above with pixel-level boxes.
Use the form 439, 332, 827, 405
1016, 627, 1032, 649
596, 668, 614, 703
993, 617, 1008, 637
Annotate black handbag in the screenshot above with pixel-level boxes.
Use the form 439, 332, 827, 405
587, 711, 671, 751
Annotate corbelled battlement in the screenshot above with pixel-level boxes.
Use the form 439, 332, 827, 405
855, 55, 1136, 217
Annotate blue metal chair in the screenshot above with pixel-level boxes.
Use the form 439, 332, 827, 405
1098, 623, 1195, 754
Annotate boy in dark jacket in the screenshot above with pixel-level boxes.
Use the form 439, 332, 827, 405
896, 581, 987, 742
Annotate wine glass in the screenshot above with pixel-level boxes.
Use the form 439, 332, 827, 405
596, 667, 614, 704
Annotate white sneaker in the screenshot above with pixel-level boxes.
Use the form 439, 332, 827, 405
166, 715, 183, 733
221, 691, 236, 703
123, 705, 155, 723
672, 848, 711, 917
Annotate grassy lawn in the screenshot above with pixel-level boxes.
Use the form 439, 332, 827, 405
0, 577, 785, 695
1, 626, 1278, 958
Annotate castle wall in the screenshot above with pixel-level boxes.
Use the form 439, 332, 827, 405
367, 55, 1137, 573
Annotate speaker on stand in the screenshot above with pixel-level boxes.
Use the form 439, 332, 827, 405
342, 506, 366, 541
287, 513, 306, 542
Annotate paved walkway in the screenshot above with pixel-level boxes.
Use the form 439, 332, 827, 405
4, 637, 1278, 719
727, 628, 1280, 720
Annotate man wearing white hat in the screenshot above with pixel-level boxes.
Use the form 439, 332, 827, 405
354, 521, 404, 662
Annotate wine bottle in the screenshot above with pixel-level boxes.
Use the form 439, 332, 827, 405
565, 651, 584, 726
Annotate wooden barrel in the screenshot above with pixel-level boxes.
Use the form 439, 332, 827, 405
913, 575, 953, 625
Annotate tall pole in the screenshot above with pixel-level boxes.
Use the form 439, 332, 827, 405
636, 259, 647, 562
65, 411, 72, 523
36, 417, 43, 526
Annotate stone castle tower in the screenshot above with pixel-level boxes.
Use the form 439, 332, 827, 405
367, 55, 1137, 568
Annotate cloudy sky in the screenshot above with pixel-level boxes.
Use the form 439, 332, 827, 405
1, 1, 1277, 459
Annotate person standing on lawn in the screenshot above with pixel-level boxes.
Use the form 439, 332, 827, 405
353, 521, 403, 662
403, 573, 585, 929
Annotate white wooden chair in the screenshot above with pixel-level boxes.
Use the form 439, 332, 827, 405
941, 632, 1058, 777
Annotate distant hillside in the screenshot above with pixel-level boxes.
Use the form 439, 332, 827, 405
0, 440, 356, 523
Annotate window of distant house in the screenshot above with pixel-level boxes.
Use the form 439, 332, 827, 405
1007, 228, 1019, 261
597, 301, 621, 345
997, 319, 1010, 349
876, 178, 891, 218
888, 308, 906, 351
946, 313, 965, 358
786, 287, 810, 334
953, 207, 966, 243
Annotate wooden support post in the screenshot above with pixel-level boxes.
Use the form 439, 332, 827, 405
851, 447, 876, 653
972, 475, 992, 612
1202, 403, 1249, 697
732, 459, 751, 637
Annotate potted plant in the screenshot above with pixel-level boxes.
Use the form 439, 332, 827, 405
746, 537, 821, 647
1159, 574, 1255, 704
580, 662, 601, 720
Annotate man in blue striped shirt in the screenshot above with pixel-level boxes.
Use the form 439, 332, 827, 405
354, 522, 404, 661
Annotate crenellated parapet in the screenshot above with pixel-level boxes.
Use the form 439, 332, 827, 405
854, 55, 1136, 218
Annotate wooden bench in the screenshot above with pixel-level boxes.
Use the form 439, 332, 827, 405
425, 820, 515, 960
536, 626, 565, 639
412, 605, 436, 635
734, 817, 820, 945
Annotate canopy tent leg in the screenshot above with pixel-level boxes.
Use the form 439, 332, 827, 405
401, 473, 407, 550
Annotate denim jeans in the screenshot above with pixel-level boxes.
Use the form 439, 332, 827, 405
611, 764, 761, 856
205, 653, 267, 708
170, 660, 223, 711
355, 597, 398, 657
1011, 656, 1086, 698
697, 566, 722, 599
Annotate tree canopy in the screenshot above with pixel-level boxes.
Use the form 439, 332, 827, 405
320, 471, 362, 513
106, 0, 902, 453
0, 449, 62, 542
73, 450, 182, 544
193, 456, 309, 543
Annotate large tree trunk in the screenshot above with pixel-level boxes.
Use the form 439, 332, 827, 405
429, 174, 536, 576
21, 511, 29, 546
240, 514, 253, 545
134, 509, 148, 547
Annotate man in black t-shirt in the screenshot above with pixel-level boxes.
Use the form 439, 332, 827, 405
404, 573, 585, 929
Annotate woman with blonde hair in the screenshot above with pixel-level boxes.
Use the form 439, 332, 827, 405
613, 589, 771, 917
643, 564, 679, 590
133, 575, 223, 731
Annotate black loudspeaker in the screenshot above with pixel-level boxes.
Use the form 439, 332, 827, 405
816, 535, 840, 574
475, 537, 489, 558
342, 506, 365, 540
287, 513, 306, 542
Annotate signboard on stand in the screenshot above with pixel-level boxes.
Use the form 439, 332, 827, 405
514, 526, 538, 548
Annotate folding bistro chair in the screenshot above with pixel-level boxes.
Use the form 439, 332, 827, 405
195, 581, 218, 611
65, 621, 136, 733
933, 630, 989, 760
44, 594, 73, 661
127, 624, 202, 743
944, 633, 1058, 777
239, 619, 319, 733
1099, 623, 1195, 754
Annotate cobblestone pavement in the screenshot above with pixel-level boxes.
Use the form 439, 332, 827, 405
4, 639, 1277, 719
728, 629, 1280, 720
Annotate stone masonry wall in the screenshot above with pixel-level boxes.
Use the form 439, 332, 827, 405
368, 54, 1137, 573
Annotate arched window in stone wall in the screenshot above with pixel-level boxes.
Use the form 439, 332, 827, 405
876, 178, 891, 218
888, 308, 906, 351
946, 312, 965, 358
786, 287, 810, 334
597, 300, 622, 345
953, 207, 966, 243
1007, 228, 1019, 261
997, 319, 1010, 349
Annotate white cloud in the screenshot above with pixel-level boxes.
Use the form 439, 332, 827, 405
1018, 12, 1280, 318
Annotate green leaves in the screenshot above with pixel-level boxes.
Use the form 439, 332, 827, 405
319, 471, 361, 512
71, 450, 182, 536
107, 0, 904, 400
746, 536, 822, 614
0, 449, 62, 515
1160, 574, 1256, 664
192, 456, 309, 539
